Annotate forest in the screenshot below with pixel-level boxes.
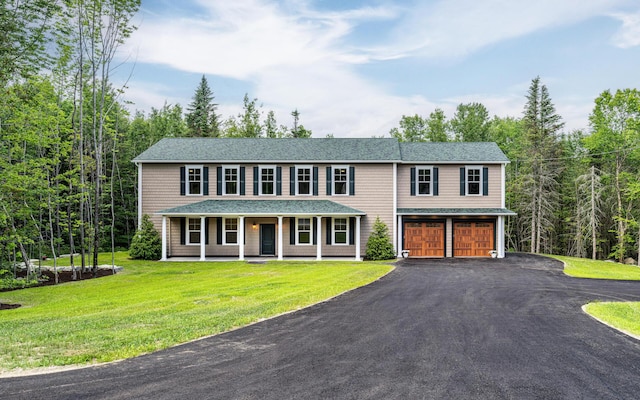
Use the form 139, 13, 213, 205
1, 0, 639, 279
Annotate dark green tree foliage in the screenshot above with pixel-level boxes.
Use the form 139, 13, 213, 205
129, 214, 161, 260
389, 109, 450, 142
365, 217, 396, 260
289, 109, 312, 138
450, 102, 490, 142
186, 75, 220, 137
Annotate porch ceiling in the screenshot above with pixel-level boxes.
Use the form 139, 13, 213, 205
157, 199, 366, 216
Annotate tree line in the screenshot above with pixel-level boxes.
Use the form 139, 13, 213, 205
1, 1, 639, 282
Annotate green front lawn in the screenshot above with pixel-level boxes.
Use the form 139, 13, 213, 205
549, 255, 640, 338
0, 253, 393, 373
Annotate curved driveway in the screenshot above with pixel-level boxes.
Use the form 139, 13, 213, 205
4, 254, 640, 399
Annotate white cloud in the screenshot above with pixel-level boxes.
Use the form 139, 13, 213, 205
610, 10, 640, 48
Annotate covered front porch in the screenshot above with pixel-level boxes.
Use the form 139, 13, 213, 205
156, 200, 366, 261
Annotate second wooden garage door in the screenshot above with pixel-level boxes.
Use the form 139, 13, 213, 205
454, 222, 494, 257
404, 222, 445, 257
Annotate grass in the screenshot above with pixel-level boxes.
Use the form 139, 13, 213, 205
549, 255, 640, 338
0, 252, 393, 373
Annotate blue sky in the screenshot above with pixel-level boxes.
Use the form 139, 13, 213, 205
117, 0, 640, 138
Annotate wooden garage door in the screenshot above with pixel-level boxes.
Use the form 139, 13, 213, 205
454, 222, 494, 257
404, 222, 445, 257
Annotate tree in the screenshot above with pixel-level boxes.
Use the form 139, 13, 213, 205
450, 102, 490, 142
390, 114, 428, 142
129, 214, 161, 260
425, 108, 449, 142
365, 217, 396, 260
185, 75, 220, 137
289, 109, 312, 138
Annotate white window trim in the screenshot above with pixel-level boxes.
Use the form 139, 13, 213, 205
296, 217, 312, 246
295, 165, 312, 196
186, 165, 203, 196
186, 218, 201, 246
222, 217, 239, 245
333, 217, 349, 246
222, 165, 240, 196
416, 166, 433, 197
259, 165, 276, 196
465, 166, 483, 197
332, 165, 350, 196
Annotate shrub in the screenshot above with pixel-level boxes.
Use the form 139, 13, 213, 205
129, 214, 162, 260
365, 217, 396, 260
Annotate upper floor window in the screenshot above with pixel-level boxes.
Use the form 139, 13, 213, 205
181, 166, 208, 196
467, 167, 481, 195
297, 167, 311, 195
261, 167, 275, 195
334, 167, 348, 195
326, 166, 354, 196
417, 167, 432, 195
460, 166, 488, 196
187, 166, 202, 195
224, 166, 239, 195
410, 166, 438, 196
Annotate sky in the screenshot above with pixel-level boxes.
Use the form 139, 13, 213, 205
116, 0, 640, 138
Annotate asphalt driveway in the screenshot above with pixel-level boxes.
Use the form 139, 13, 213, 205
4, 254, 640, 399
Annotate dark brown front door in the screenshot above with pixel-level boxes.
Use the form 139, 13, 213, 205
404, 222, 445, 257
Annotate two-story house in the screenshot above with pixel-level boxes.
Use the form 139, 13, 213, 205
133, 138, 514, 261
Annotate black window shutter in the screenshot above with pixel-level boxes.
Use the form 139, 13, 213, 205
313, 218, 317, 245
204, 218, 209, 245
313, 167, 319, 196
290, 217, 295, 245
349, 217, 355, 245
180, 218, 186, 245
180, 167, 186, 196
276, 167, 282, 195
240, 167, 246, 195
460, 167, 466, 196
349, 166, 355, 196
483, 167, 489, 196
217, 167, 222, 196
326, 166, 332, 195
290, 166, 296, 196
216, 217, 222, 245
253, 166, 259, 195
410, 167, 416, 196
326, 218, 332, 245
433, 167, 439, 196
203, 167, 209, 195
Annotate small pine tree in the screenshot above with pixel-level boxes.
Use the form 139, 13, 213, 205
365, 217, 396, 260
129, 214, 162, 260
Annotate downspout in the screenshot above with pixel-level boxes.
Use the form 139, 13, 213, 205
393, 162, 398, 256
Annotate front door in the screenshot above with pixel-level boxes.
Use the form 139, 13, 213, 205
260, 224, 276, 256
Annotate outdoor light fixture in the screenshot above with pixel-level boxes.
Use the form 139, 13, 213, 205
252, 222, 258, 230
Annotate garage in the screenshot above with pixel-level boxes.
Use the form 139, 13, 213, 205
454, 221, 494, 257
404, 221, 445, 257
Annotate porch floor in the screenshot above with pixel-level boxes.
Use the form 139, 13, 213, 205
163, 256, 366, 262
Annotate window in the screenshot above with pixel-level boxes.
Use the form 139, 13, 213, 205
297, 218, 311, 245
334, 167, 348, 195
260, 167, 275, 195
224, 167, 239, 195
417, 167, 432, 195
223, 218, 238, 244
187, 218, 201, 245
297, 167, 311, 195
467, 167, 481, 195
333, 218, 348, 245
186, 166, 202, 195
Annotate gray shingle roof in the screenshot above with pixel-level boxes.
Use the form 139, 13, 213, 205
133, 138, 402, 163
158, 200, 365, 216
133, 138, 510, 164
397, 208, 516, 216
399, 142, 510, 163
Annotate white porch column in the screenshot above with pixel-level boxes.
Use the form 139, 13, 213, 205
316, 216, 322, 261
200, 216, 206, 261
355, 215, 361, 261
397, 215, 403, 257
161, 216, 167, 261
277, 216, 283, 261
497, 216, 505, 258
239, 216, 245, 261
